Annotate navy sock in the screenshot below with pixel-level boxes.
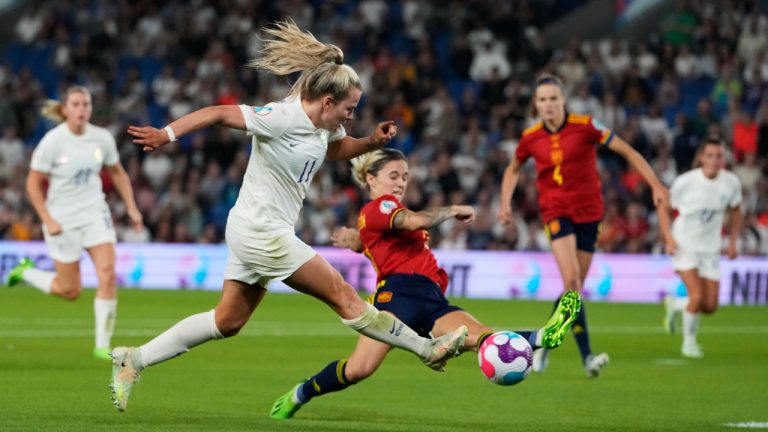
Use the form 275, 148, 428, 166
297, 359, 352, 404
572, 303, 592, 362
514, 330, 537, 348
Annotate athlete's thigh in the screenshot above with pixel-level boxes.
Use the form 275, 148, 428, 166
677, 269, 704, 300
550, 235, 581, 289
53, 259, 82, 292
433, 310, 493, 349
284, 254, 362, 318
576, 250, 594, 284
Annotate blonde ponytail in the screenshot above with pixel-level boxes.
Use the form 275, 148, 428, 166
40, 86, 91, 124
247, 18, 360, 101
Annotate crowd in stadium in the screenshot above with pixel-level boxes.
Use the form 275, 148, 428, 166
0, 0, 766, 255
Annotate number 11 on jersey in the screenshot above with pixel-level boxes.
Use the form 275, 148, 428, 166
297, 159, 317, 183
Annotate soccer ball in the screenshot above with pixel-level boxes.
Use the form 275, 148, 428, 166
478, 331, 533, 386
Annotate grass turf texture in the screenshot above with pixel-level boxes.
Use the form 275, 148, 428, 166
1, 288, 766, 431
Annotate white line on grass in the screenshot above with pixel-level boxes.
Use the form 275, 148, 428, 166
723, 422, 768, 429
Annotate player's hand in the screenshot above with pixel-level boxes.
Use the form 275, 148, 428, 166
331, 227, 360, 250
44, 219, 62, 236
651, 185, 670, 208
664, 239, 678, 256
726, 242, 738, 260
127, 207, 144, 232
369, 121, 397, 148
497, 205, 513, 225
453, 205, 475, 226
127, 126, 171, 152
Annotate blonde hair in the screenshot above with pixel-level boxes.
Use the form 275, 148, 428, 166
40, 86, 91, 123
247, 19, 361, 101
350, 148, 407, 190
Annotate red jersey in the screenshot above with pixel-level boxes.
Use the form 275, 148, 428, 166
515, 113, 614, 223
357, 195, 449, 292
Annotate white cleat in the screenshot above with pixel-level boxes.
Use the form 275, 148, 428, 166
662, 295, 678, 335
110, 347, 141, 412
681, 341, 704, 359
532, 348, 549, 373
423, 325, 468, 371
584, 352, 610, 378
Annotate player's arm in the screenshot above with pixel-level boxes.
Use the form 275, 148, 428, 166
392, 205, 475, 231
656, 202, 676, 255
127, 105, 246, 152
608, 136, 670, 207
26, 169, 61, 235
326, 121, 397, 160
726, 205, 743, 259
330, 227, 363, 253
498, 156, 522, 225
105, 162, 144, 231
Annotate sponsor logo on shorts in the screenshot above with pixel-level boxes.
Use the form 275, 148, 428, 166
379, 200, 397, 214
377, 291, 393, 303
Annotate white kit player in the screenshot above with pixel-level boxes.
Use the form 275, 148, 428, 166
659, 136, 743, 358
109, 19, 467, 412
6, 86, 143, 360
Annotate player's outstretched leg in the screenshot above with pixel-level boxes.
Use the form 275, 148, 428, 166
422, 325, 468, 371
110, 347, 142, 412
270, 383, 303, 419
540, 290, 582, 349
663, 295, 677, 335
6, 258, 34, 287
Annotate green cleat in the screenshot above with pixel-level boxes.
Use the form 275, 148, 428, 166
93, 347, 112, 361
6, 258, 34, 287
270, 383, 303, 419
540, 290, 582, 349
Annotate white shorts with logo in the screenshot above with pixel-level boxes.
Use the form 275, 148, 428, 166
672, 249, 721, 281
43, 217, 117, 263
224, 222, 317, 288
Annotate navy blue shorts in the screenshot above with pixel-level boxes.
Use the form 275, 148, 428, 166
545, 217, 601, 253
369, 273, 462, 338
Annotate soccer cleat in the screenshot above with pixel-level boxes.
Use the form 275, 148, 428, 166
422, 325, 468, 371
93, 347, 113, 361
541, 290, 582, 349
6, 258, 34, 287
109, 347, 141, 412
662, 295, 677, 335
269, 383, 303, 419
681, 341, 703, 359
532, 348, 549, 373
584, 352, 610, 378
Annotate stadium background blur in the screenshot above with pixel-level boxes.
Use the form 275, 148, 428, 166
0, 0, 766, 257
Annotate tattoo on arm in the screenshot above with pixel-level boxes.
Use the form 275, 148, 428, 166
394, 207, 454, 230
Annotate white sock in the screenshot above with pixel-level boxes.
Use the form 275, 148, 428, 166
682, 310, 700, 345
138, 309, 223, 370
672, 297, 689, 313
23, 268, 55, 294
341, 303, 430, 359
94, 297, 117, 349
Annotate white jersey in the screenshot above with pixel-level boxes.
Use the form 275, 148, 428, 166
232, 98, 346, 233
670, 168, 742, 253
30, 122, 119, 229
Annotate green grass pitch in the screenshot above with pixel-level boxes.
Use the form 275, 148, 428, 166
1, 288, 766, 431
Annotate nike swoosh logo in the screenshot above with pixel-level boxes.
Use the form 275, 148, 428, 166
390, 320, 396, 334
289, 143, 299, 147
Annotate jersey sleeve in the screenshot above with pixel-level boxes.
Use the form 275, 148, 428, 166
515, 135, 530, 162
588, 116, 614, 147
669, 176, 685, 210
238, 103, 289, 140
363, 195, 405, 231
728, 174, 743, 208
30, 133, 56, 173
329, 125, 347, 143
102, 130, 119, 166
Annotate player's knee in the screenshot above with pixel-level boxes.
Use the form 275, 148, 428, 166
56, 279, 82, 301
96, 265, 116, 287
562, 274, 580, 291
702, 303, 718, 315
344, 361, 376, 382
